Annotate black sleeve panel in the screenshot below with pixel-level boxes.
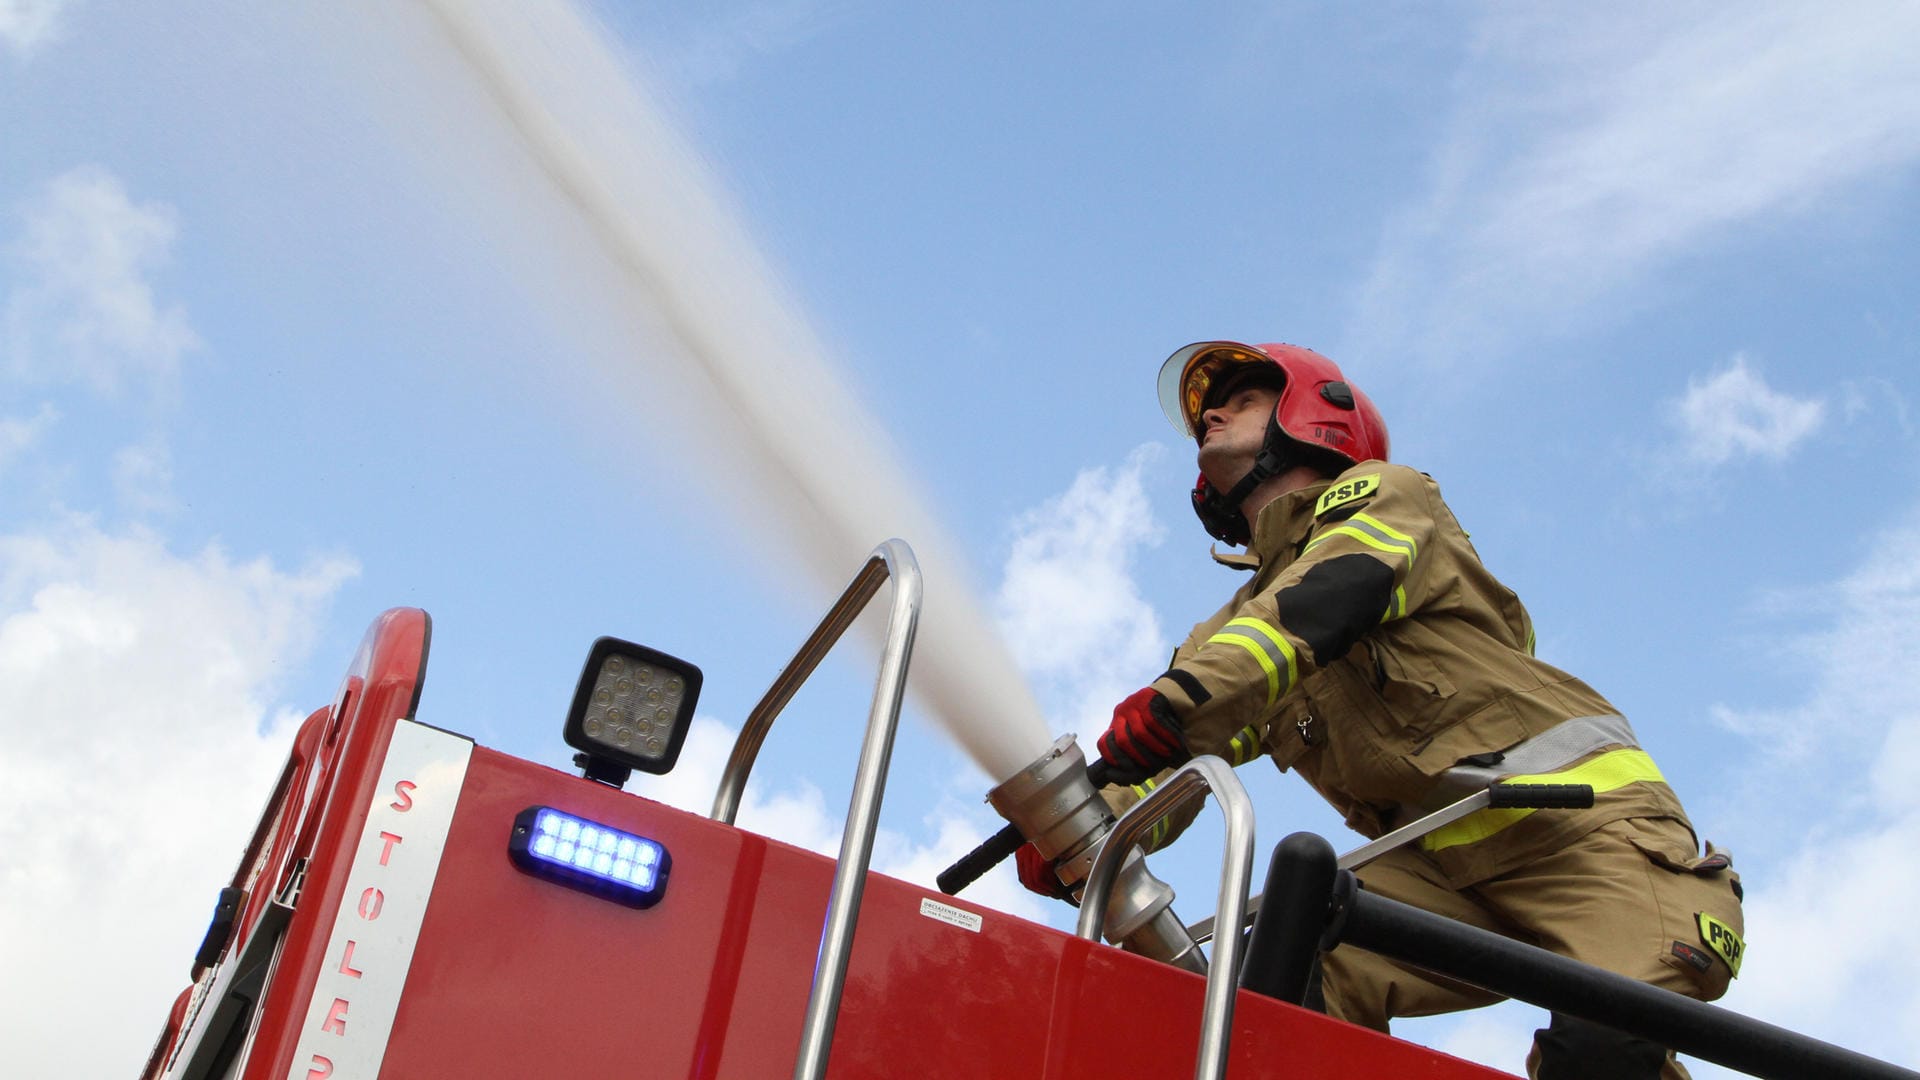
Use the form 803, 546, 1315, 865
1275, 553, 1396, 666
1159, 667, 1213, 706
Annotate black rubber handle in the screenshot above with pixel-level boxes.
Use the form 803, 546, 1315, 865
1487, 782, 1595, 809
936, 823, 1025, 895
936, 760, 1115, 895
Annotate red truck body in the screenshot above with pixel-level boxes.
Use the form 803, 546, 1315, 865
142, 607, 1511, 1079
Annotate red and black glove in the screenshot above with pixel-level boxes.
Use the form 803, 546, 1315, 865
1015, 842, 1075, 903
1096, 687, 1188, 786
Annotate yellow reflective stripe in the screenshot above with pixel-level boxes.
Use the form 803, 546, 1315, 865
1209, 632, 1278, 704
1207, 617, 1297, 706
1227, 724, 1263, 766
1306, 524, 1385, 555
1379, 586, 1408, 623
1420, 749, 1666, 852
1308, 524, 1411, 565
1352, 512, 1416, 554
1305, 511, 1417, 566
1129, 778, 1168, 850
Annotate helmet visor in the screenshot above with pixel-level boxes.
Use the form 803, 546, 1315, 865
1156, 342, 1280, 437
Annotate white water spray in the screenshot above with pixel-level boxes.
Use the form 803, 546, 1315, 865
358, 0, 1053, 780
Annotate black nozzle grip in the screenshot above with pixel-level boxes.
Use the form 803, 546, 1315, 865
934, 759, 1118, 896
936, 824, 1024, 895
1487, 782, 1594, 809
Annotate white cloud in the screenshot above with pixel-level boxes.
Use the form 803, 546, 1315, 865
112, 436, 175, 514
0, 517, 356, 1077
1837, 376, 1913, 439
1356, 1, 1920, 362
637, 715, 843, 854
1667, 354, 1825, 467
4, 166, 199, 393
0, 0, 70, 55
1691, 504, 1920, 1073
0, 402, 57, 472
996, 444, 1171, 736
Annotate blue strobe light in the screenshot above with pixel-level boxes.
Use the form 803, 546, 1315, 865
508, 806, 671, 908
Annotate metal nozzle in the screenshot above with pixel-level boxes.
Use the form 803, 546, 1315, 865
986, 735, 1204, 973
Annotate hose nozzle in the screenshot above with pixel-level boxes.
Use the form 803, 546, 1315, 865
986, 735, 1205, 973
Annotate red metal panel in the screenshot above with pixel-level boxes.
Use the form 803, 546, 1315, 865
240, 608, 432, 1080
807, 858, 1517, 1079
378, 748, 1068, 1077
378, 742, 1515, 1079
380, 747, 759, 1077
1048, 943, 1515, 1078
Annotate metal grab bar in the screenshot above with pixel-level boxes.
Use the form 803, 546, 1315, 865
1186, 780, 1595, 944
1076, 756, 1256, 1080
706, 540, 922, 1080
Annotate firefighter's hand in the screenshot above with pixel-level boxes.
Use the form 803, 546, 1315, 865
1015, 842, 1075, 903
1097, 687, 1187, 786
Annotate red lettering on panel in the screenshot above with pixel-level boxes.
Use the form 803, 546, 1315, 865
390, 779, 416, 812
322, 998, 349, 1036
306, 1056, 333, 1079
338, 939, 364, 978
357, 887, 384, 921
377, 831, 403, 866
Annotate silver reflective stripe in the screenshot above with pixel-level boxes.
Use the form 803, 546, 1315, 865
1306, 513, 1417, 566
1424, 713, 1640, 807
1208, 618, 1297, 706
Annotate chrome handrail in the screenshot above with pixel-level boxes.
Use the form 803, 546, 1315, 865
1076, 756, 1256, 1080
707, 540, 922, 1080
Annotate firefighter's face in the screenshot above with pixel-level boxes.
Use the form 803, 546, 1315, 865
1196, 383, 1281, 491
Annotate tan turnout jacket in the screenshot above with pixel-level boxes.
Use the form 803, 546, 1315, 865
1128, 461, 1689, 886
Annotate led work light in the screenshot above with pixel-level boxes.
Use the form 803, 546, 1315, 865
509, 806, 671, 908
563, 636, 702, 787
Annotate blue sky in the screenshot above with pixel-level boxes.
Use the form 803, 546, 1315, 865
4, 2, 1918, 1076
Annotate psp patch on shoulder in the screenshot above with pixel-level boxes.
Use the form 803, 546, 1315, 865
1696, 912, 1744, 977
1315, 473, 1382, 517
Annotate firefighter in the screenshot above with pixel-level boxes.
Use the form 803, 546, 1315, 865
1023, 341, 1746, 1079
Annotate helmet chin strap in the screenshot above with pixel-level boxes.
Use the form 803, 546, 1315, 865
1221, 418, 1292, 507
1197, 414, 1296, 545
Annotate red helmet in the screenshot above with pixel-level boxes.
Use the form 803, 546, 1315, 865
1157, 341, 1389, 544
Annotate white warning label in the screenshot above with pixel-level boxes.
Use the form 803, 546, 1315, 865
919, 897, 983, 933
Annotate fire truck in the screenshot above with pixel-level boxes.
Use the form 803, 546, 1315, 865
139, 542, 1916, 1080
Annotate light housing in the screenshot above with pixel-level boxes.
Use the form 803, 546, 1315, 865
563, 636, 702, 783
508, 806, 671, 908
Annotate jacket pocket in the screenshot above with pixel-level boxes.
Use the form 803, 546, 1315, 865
1356, 630, 1459, 745
1405, 701, 1532, 785
1367, 632, 1456, 700
1620, 817, 1744, 1000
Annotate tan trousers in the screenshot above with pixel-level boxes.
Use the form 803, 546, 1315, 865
1320, 816, 1744, 1080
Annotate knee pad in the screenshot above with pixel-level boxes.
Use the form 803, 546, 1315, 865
1532, 1013, 1668, 1079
